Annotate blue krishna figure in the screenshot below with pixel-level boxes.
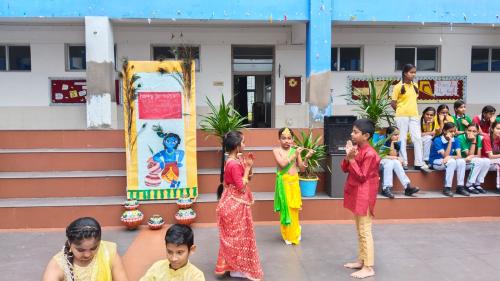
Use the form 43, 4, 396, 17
152, 125, 185, 188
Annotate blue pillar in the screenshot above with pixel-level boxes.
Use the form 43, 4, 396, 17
306, 0, 332, 122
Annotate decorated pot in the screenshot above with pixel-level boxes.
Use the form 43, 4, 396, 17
147, 214, 165, 230
145, 173, 162, 187
175, 208, 196, 225
147, 159, 162, 174
124, 199, 139, 210
177, 195, 194, 209
121, 209, 144, 230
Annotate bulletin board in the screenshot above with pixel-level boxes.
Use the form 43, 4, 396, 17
348, 75, 467, 103
50, 79, 121, 104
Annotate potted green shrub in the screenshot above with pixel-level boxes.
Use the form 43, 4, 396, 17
293, 130, 328, 197
199, 94, 248, 197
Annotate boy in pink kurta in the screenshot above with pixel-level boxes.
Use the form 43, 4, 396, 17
341, 119, 381, 279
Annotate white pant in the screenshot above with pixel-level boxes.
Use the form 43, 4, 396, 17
432, 158, 466, 187
465, 158, 490, 186
422, 135, 433, 162
396, 116, 424, 166
489, 158, 500, 188
380, 158, 411, 189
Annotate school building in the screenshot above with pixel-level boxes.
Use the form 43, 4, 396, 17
2, 1, 500, 229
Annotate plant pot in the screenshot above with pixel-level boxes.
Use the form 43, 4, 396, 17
299, 177, 318, 197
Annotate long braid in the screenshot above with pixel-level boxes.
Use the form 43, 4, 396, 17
63, 217, 102, 280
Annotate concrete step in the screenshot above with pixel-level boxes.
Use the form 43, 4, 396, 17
1, 191, 500, 229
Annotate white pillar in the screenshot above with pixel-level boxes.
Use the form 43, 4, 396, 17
85, 16, 117, 129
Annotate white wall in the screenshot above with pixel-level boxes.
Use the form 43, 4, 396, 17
331, 25, 500, 116
3, 23, 500, 129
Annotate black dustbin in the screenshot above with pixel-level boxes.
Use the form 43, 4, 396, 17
324, 115, 357, 198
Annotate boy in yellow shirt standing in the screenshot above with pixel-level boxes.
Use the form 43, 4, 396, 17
391, 63, 431, 173
140, 224, 205, 281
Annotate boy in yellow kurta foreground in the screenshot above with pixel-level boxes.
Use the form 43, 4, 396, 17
273, 128, 314, 245
140, 224, 204, 281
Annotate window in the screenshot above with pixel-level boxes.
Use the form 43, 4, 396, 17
232, 46, 273, 73
395, 47, 438, 71
471, 47, 500, 72
0, 45, 31, 71
66, 45, 86, 71
152, 46, 200, 71
331, 47, 362, 71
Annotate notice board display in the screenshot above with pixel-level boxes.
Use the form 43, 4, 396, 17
51, 79, 121, 104
284, 76, 302, 104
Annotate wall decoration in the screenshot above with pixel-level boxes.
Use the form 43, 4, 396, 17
50, 79, 121, 104
122, 61, 198, 200
347, 75, 467, 103
285, 76, 301, 104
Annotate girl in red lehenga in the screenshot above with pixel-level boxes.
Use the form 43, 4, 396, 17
214, 131, 264, 281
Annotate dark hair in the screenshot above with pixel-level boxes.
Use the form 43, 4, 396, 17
217, 131, 244, 199
64, 217, 102, 281
453, 100, 466, 110
163, 133, 181, 149
491, 120, 500, 154
278, 127, 295, 138
482, 105, 496, 116
441, 122, 456, 135
436, 104, 450, 115
353, 119, 375, 139
421, 107, 436, 133
386, 126, 399, 135
466, 122, 479, 130
165, 224, 194, 249
400, 64, 418, 94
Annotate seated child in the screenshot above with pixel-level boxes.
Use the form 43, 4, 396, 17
457, 123, 490, 194
481, 120, 500, 194
140, 224, 205, 281
429, 122, 469, 197
453, 100, 473, 135
434, 104, 455, 135
42, 217, 128, 281
421, 107, 436, 164
473, 105, 496, 135
380, 126, 420, 199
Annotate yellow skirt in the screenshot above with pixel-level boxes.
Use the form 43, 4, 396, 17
280, 173, 302, 244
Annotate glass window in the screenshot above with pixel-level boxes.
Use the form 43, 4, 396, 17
233, 46, 273, 72
68, 45, 86, 70
8, 46, 31, 71
395, 48, 415, 71
491, 49, 500, 71
331, 47, 338, 71
153, 46, 200, 71
417, 48, 437, 71
0, 46, 5, 70
339, 48, 361, 71
471, 48, 489, 71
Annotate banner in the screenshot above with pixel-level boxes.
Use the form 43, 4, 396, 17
123, 61, 197, 200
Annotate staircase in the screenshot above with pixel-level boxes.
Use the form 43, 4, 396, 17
1, 129, 500, 229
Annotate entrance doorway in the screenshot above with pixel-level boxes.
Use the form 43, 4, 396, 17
232, 46, 274, 128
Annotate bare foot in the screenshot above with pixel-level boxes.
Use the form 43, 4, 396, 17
343, 261, 363, 269
350, 266, 375, 279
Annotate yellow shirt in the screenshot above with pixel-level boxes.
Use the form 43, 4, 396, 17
391, 82, 419, 117
54, 240, 116, 281
433, 115, 455, 134
140, 260, 205, 281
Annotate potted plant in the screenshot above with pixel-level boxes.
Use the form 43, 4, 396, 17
200, 94, 248, 196
345, 78, 395, 142
293, 130, 328, 197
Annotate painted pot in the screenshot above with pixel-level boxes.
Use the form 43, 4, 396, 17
175, 208, 196, 225
147, 214, 165, 230
177, 196, 194, 209
121, 209, 144, 230
299, 177, 318, 197
124, 199, 139, 210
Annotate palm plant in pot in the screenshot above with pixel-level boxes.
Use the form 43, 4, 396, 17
293, 130, 328, 197
200, 94, 248, 198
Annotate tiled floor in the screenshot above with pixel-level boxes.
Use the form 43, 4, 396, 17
2, 220, 500, 281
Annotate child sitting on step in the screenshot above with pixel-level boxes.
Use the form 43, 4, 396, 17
380, 126, 420, 199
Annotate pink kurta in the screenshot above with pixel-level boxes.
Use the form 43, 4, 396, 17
215, 159, 263, 281
341, 143, 381, 216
